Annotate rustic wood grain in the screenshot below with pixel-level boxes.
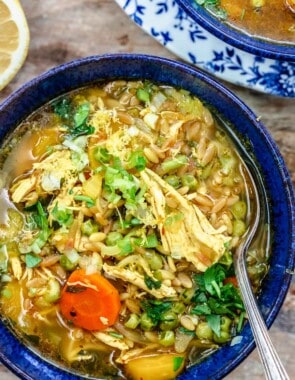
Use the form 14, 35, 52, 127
0, 1, 294, 379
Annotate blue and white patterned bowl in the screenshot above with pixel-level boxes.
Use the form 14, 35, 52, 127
175, 0, 295, 62
0, 54, 294, 380
115, 0, 295, 97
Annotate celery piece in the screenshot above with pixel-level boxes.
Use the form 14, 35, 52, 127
106, 232, 123, 246
231, 201, 247, 220
165, 175, 181, 188
81, 219, 99, 236
161, 155, 188, 173
181, 174, 198, 190
232, 220, 246, 237
43, 278, 61, 303
60, 255, 77, 271
124, 314, 140, 329
159, 331, 175, 346
25, 253, 42, 268
51, 203, 73, 227
117, 237, 133, 255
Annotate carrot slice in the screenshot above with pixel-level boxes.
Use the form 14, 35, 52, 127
224, 276, 238, 287
60, 269, 121, 331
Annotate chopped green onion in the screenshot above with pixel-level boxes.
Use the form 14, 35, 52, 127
108, 331, 124, 339
74, 195, 95, 207
25, 253, 42, 268
127, 151, 147, 171
136, 88, 150, 103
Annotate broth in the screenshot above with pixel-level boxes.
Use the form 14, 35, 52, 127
0, 81, 270, 379
199, 0, 295, 44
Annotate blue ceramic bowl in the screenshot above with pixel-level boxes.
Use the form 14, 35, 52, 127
175, 0, 295, 62
0, 54, 294, 380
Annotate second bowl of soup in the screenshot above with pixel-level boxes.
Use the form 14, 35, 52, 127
176, 0, 295, 61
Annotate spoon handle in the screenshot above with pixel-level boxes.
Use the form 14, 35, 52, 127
235, 251, 290, 380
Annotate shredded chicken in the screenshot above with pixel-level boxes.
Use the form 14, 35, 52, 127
10, 256, 22, 280
141, 168, 231, 272
10, 177, 37, 203
103, 263, 177, 299
10, 150, 77, 203
116, 343, 160, 364
92, 331, 130, 351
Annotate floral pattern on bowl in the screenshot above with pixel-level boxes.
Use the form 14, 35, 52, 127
115, 0, 295, 97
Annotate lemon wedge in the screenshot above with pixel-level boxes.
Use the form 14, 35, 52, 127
0, 0, 30, 91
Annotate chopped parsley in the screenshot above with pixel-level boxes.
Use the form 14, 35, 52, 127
144, 275, 162, 290
141, 300, 172, 324
191, 263, 245, 336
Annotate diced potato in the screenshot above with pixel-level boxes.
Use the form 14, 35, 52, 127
82, 174, 102, 199
124, 353, 185, 380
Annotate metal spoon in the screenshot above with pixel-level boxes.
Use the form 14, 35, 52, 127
233, 161, 290, 380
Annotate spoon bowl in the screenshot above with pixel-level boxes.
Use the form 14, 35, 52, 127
234, 159, 289, 380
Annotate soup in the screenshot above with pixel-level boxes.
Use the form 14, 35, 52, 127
0, 80, 269, 379
197, 0, 295, 44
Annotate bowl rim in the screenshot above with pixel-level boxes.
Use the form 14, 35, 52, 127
0, 53, 294, 380
175, 0, 295, 62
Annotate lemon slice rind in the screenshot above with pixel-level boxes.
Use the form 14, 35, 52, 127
0, 0, 30, 91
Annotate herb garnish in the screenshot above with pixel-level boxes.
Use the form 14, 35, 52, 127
191, 263, 245, 336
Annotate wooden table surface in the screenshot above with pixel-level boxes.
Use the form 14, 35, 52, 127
0, 1, 294, 379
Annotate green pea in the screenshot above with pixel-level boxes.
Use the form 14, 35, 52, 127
153, 270, 163, 281
159, 331, 175, 346
60, 255, 77, 271
231, 201, 247, 220
159, 311, 179, 331
140, 312, 156, 331
172, 302, 186, 314
106, 231, 123, 246
143, 250, 163, 270
232, 220, 246, 237
196, 322, 213, 341
181, 174, 198, 190
165, 175, 181, 188
220, 316, 232, 332
213, 330, 231, 343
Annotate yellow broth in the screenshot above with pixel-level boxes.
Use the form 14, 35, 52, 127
0, 81, 270, 379
206, 0, 295, 44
